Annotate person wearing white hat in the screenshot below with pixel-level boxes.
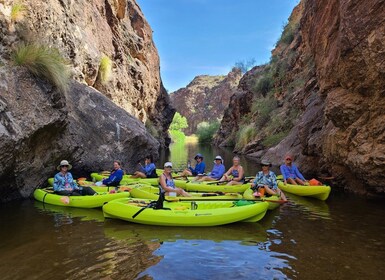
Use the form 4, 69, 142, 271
197, 155, 225, 181
53, 160, 96, 203
159, 162, 190, 197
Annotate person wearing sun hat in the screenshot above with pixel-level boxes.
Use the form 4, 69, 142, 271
280, 154, 307, 185
197, 155, 225, 181
159, 162, 190, 197
180, 153, 206, 177
53, 160, 96, 202
251, 160, 287, 201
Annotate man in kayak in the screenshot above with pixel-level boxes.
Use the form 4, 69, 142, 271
132, 155, 157, 178
280, 155, 307, 185
197, 155, 225, 181
180, 153, 206, 177
251, 160, 287, 201
96, 160, 124, 186
53, 160, 96, 203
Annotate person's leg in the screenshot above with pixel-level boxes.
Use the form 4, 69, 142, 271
199, 176, 215, 182
80, 187, 96, 196
227, 180, 242, 185
295, 178, 306, 185
132, 172, 146, 178
180, 169, 193, 177
287, 178, 298, 185
55, 190, 74, 196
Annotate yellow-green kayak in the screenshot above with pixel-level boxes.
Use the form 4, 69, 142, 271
277, 181, 331, 201
243, 188, 281, 210
183, 181, 250, 193
129, 184, 243, 200
103, 198, 269, 226
33, 188, 130, 208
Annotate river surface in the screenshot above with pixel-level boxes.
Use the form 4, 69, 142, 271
1, 141, 385, 279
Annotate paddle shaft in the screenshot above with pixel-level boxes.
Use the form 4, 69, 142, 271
165, 198, 286, 204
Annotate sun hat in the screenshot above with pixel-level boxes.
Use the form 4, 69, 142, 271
164, 162, 173, 168
194, 153, 204, 160
57, 160, 72, 171
260, 160, 272, 167
214, 155, 223, 163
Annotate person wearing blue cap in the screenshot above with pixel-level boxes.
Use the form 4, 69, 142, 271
180, 153, 206, 177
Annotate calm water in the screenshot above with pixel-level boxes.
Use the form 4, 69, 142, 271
1, 141, 385, 279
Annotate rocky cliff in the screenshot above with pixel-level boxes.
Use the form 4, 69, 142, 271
0, 0, 174, 146
215, 0, 385, 198
170, 68, 242, 134
0, 0, 174, 202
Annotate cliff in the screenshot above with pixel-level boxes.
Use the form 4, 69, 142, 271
0, 0, 174, 202
170, 68, 242, 134
215, 0, 385, 198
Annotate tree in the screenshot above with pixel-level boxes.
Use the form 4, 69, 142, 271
234, 58, 257, 74
169, 112, 188, 131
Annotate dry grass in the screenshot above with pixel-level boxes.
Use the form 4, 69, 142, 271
12, 44, 70, 93
11, 3, 26, 22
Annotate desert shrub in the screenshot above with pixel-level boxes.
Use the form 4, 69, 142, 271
255, 74, 274, 96
277, 22, 298, 46
145, 119, 159, 138
262, 130, 289, 147
98, 54, 112, 84
252, 96, 278, 128
234, 58, 257, 73
196, 121, 220, 144
235, 123, 257, 150
11, 3, 26, 22
12, 44, 70, 93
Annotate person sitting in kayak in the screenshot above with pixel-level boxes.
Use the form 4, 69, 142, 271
198, 155, 225, 181
251, 160, 287, 201
99, 160, 124, 186
180, 153, 206, 177
220, 156, 245, 185
132, 155, 157, 178
280, 155, 307, 185
53, 160, 96, 202
159, 162, 190, 197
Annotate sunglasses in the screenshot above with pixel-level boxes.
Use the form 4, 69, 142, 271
165, 166, 172, 168
261, 164, 269, 167
285, 159, 292, 161
61, 165, 69, 168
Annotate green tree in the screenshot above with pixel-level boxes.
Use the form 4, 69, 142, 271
196, 121, 220, 144
169, 112, 188, 131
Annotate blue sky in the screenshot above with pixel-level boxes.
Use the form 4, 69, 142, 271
136, 0, 299, 92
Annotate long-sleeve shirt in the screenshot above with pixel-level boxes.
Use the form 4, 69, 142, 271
189, 161, 206, 176
102, 169, 123, 186
210, 164, 225, 180
253, 171, 278, 190
141, 163, 156, 177
280, 164, 306, 181
53, 172, 79, 192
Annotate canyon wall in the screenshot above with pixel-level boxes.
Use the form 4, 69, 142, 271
215, 0, 385, 197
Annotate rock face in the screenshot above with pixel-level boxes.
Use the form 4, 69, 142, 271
215, 0, 385, 197
0, 0, 174, 146
170, 68, 242, 134
0, 67, 159, 202
0, 0, 174, 202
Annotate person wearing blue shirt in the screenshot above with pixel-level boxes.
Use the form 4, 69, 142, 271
181, 153, 206, 177
198, 155, 225, 181
280, 155, 307, 185
101, 160, 124, 186
53, 160, 96, 201
132, 155, 157, 178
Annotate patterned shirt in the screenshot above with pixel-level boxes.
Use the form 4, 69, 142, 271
253, 171, 278, 190
53, 172, 79, 191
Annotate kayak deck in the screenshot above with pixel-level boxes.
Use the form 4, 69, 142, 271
277, 181, 331, 200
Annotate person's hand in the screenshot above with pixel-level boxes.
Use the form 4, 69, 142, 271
251, 183, 255, 188
284, 180, 287, 185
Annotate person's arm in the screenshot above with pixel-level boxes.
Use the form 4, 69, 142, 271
280, 165, 288, 182
159, 175, 176, 193
233, 167, 244, 182
196, 162, 205, 174
53, 174, 65, 191
217, 165, 225, 179
68, 173, 79, 190
294, 165, 306, 181
103, 170, 123, 185
252, 172, 261, 187
146, 163, 156, 175
271, 172, 278, 189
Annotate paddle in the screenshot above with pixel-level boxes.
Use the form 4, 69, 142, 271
164, 197, 287, 204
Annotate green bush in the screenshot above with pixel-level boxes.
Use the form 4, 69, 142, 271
262, 131, 289, 147
169, 112, 188, 131
277, 22, 297, 46
255, 74, 274, 95
252, 96, 277, 128
196, 121, 220, 144
12, 44, 70, 93
99, 54, 112, 84
169, 130, 186, 143
235, 123, 257, 150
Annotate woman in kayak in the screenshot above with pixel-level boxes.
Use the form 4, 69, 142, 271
132, 155, 157, 178
53, 160, 96, 203
251, 160, 287, 201
180, 153, 206, 177
220, 156, 245, 185
98, 160, 124, 186
159, 162, 190, 197
280, 154, 307, 185
198, 155, 225, 181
